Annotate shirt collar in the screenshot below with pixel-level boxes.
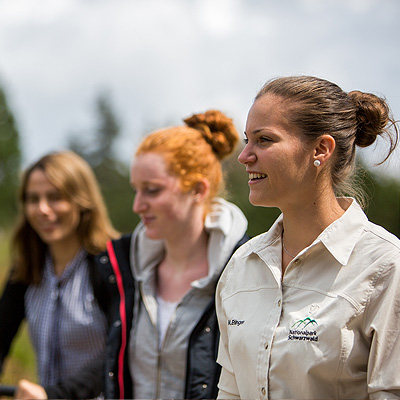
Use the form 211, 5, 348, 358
317, 198, 368, 266
241, 198, 368, 267
240, 215, 283, 263
44, 248, 86, 284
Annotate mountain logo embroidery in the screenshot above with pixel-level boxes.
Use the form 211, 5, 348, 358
291, 317, 318, 329
288, 317, 319, 342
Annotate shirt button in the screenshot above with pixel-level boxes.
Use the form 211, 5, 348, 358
277, 300, 281, 307
261, 387, 266, 396
204, 326, 211, 333
108, 275, 116, 284
86, 293, 94, 301
202, 384, 208, 389
113, 320, 121, 327
100, 255, 109, 264
265, 343, 269, 350
108, 371, 114, 380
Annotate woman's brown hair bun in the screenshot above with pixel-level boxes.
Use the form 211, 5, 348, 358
184, 109, 239, 160
348, 90, 390, 148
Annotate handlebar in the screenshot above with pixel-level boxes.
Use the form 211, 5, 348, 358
0, 385, 16, 397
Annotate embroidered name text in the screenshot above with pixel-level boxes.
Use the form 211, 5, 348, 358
228, 319, 245, 326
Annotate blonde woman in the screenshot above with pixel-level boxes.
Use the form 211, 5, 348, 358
0, 151, 119, 399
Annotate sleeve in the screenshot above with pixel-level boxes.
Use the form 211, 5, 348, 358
44, 354, 105, 399
365, 253, 400, 399
215, 268, 241, 400
0, 274, 27, 373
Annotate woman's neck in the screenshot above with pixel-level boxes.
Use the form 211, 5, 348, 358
157, 224, 209, 302
49, 237, 82, 276
280, 191, 346, 274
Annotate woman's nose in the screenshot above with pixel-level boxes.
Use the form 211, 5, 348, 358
38, 198, 52, 214
238, 144, 256, 165
133, 192, 146, 214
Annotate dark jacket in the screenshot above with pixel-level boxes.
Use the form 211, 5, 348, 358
96, 232, 249, 400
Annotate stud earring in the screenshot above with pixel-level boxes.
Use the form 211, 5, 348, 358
314, 160, 321, 167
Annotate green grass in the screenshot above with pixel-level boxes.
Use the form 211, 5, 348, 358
0, 229, 37, 385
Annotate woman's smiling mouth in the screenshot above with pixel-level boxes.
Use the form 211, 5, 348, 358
249, 172, 267, 181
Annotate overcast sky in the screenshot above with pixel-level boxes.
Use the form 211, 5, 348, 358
0, 0, 399, 179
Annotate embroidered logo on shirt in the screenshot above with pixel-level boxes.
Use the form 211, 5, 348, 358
228, 319, 245, 326
288, 317, 319, 342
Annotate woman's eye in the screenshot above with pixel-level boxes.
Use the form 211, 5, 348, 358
25, 195, 38, 204
242, 135, 272, 145
144, 187, 162, 196
259, 136, 272, 144
48, 193, 63, 202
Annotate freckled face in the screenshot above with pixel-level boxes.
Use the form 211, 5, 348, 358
130, 152, 197, 240
24, 169, 81, 247
238, 94, 315, 210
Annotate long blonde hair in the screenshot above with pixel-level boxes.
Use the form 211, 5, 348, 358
11, 151, 119, 284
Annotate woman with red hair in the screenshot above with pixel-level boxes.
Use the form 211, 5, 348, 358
97, 109, 249, 399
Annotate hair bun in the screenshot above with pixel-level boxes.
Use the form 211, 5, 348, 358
348, 90, 390, 148
184, 110, 239, 160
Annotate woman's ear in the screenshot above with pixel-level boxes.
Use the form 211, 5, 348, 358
313, 134, 336, 166
192, 179, 210, 202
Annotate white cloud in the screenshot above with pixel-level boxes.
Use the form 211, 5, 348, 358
195, 0, 241, 36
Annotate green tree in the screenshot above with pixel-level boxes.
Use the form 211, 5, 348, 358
362, 169, 400, 238
68, 92, 139, 233
0, 86, 21, 227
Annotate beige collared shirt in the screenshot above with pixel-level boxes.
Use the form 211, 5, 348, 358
216, 199, 400, 399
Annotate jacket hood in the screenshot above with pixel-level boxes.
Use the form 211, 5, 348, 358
129, 198, 248, 287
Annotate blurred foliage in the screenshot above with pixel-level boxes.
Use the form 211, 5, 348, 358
362, 169, 400, 237
0, 87, 21, 227
67, 92, 139, 233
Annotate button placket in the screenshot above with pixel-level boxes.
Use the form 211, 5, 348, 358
100, 255, 109, 264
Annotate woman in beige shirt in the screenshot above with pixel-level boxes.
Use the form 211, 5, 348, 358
216, 75, 400, 399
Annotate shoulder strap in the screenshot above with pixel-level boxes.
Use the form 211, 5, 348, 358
106, 239, 128, 400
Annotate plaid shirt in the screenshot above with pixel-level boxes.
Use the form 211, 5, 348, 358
25, 249, 107, 386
